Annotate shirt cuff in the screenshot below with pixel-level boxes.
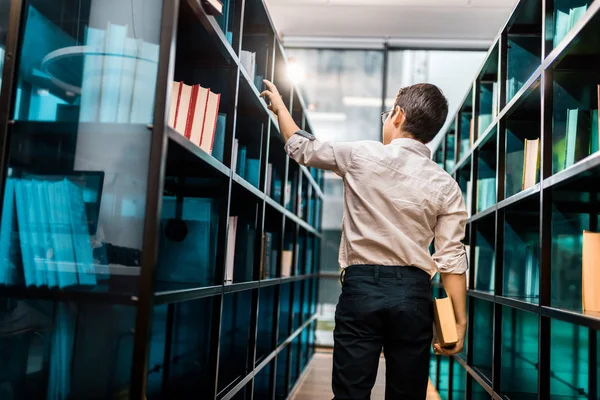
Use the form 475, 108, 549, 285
284, 130, 313, 155
435, 251, 468, 274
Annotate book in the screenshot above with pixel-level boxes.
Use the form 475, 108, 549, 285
469, 118, 474, 146
245, 158, 260, 187
99, 23, 127, 122
38, 181, 58, 288
65, 180, 97, 286
238, 145, 247, 177
175, 83, 193, 136
0, 178, 15, 285
212, 114, 227, 162
24, 180, 47, 286
168, 81, 182, 128
433, 297, 459, 348
522, 138, 540, 190
565, 108, 590, 167
224, 216, 238, 284
231, 139, 239, 173
240, 50, 257, 80
15, 180, 37, 286
200, 90, 221, 153
116, 36, 139, 123
592, 109, 599, 155
281, 250, 293, 278
79, 26, 105, 122
260, 232, 273, 280
189, 86, 210, 146
582, 231, 600, 312
554, 6, 588, 48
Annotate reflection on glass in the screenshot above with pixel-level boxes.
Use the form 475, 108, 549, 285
471, 377, 493, 400
0, 298, 136, 398
504, 212, 540, 302
2, 0, 164, 295
500, 307, 538, 397
550, 319, 589, 398
551, 201, 589, 310
472, 298, 494, 380
438, 356, 450, 396
452, 361, 467, 400
474, 221, 495, 293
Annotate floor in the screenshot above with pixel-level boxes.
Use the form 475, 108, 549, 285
291, 351, 441, 400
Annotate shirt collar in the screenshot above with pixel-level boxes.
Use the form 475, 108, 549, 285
390, 138, 431, 158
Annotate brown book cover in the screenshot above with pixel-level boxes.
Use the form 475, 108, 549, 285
433, 297, 459, 348
582, 231, 600, 312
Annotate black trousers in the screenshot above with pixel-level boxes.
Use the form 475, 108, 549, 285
332, 265, 433, 400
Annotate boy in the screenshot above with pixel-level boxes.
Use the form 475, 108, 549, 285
261, 80, 467, 400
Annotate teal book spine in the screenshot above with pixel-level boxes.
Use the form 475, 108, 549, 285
591, 109, 599, 154
15, 180, 37, 287
49, 181, 77, 287
24, 180, 46, 286
39, 181, 58, 288
238, 145, 247, 178
212, 114, 227, 162
245, 158, 260, 187
0, 179, 15, 285
66, 180, 97, 286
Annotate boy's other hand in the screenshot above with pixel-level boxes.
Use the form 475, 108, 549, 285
432, 322, 466, 357
260, 80, 286, 115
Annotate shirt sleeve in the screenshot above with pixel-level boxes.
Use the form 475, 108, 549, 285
283, 130, 354, 177
433, 183, 468, 274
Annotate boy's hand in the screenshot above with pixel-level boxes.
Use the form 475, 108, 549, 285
433, 322, 466, 357
260, 80, 286, 115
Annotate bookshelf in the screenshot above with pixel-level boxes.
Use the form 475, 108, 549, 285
431, 0, 600, 398
0, 0, 322, 399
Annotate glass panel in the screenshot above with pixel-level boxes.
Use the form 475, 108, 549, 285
257, 286, 276, 364
219, 290, 252, 393
451, 361, 467, 400
477, 44, 500, 137
550, 196, 589, 310
550, 318, 589, 398
438, 356, 450, 398
0, 298, 136, 398
470, 377, 493, 400
253, 360, 273, 398
476, 131, 497, 213
503, 195, 540, 302
275, 348, 289, 400
472, 298, 494, 380
474, 217, 495, 294
500, 307, 539, 398
2, 0, 164, 295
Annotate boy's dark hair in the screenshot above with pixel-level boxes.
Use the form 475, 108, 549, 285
393, 83, 448, 144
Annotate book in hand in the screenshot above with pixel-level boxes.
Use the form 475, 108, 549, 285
582, 230, 600, 312
522, 138, 540, 190
433, 297, 459, 348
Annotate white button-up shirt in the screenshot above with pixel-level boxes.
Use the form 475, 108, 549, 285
284, 132, 468, 277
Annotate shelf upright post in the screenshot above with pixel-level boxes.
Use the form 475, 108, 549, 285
130, 0, 180, 398
0, 0, 24, 230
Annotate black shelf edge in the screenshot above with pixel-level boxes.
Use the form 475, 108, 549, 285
232, 173, 266, 201
542, 152, 600, 190
497, 183, 541, 210
495, 295, 540, 314
223, 280, 260, 294
454, 356, 503, 400
167, 127, 231, 177
261, 274, 317, 288
542, 1, 600, 71
496, 67, 542, 121
284, 208, 320, 237
0, 285, 138, 305
186, 0, 238, 63
467, 289, 495, 303
153, 284, 222, 305
472, 120, 498, 151
300, 166, 325, 199
264, 194, 288, 214
467, 205, 496, 224
541, 306, 600, 330
220, 313, 318, 400
450, 151, 473, 176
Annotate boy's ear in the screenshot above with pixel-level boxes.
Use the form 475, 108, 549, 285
392, 105, 405, 127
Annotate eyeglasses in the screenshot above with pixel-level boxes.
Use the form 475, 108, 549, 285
381, 109, 394, 124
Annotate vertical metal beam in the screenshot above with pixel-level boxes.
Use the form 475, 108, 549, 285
130, 0, 179, 398
0, 0, 24, 226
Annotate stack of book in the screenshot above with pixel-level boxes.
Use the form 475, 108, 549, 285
168, 81, 226, 162
554, 5, 588, 48
79, 23, 159, 125
232, 139, 260, 187
0, 177, 97, 288
553, 101, 600, 171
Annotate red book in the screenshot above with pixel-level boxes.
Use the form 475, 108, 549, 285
168, 81, 182, 128
185, 85, 199, 140
175, 83, 193, 136
190, 86, 210, 147
201, 90, 221, 153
